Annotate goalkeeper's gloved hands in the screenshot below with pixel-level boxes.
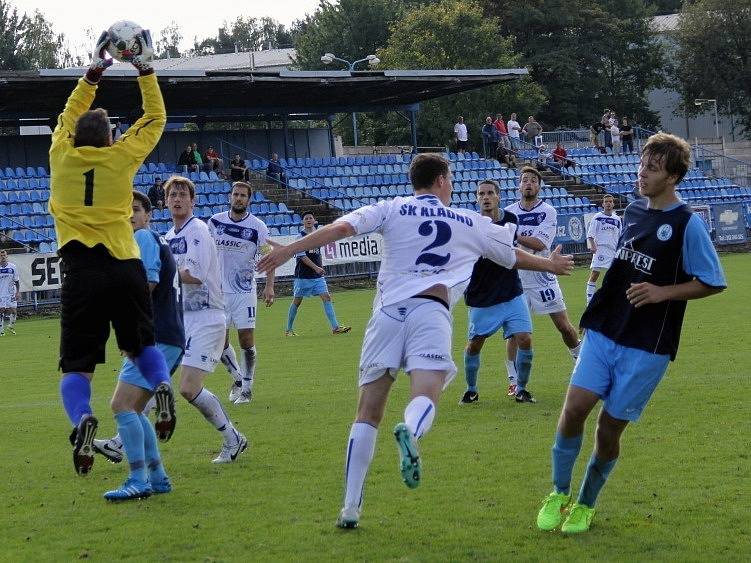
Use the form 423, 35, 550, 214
85, 30, 113, 84
128, 29, 155, 76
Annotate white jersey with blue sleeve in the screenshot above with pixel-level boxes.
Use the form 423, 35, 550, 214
587, 211, 622, 253
335, 194, 517, 309
208, 211, 269, 294
505, 200, 558, 290
0, 262, 19, 303
165, 216, 224, 314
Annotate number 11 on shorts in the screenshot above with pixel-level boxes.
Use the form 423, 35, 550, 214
247, 306, 256, 319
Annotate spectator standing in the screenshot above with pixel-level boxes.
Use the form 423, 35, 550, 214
602, 110, 612, 149
147, 177, 165, 209
610, 122, 621, 155
523, 116, 543, 147
494, 114, 509, 147
178, 144, 198, 173
590, 121, 605, 150
482, 116, 497, 158
620, 118, 634, 153
203, 145, 224, 173
454, 116, 468, 154
266, 153, 287, 184
230, 154, 248, 182
507, 113, 522, 150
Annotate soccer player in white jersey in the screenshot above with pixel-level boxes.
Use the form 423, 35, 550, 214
164, 176, 247, 463
585, 194, 622, 303
505, 167, 581, 392
0, 249, 19, 335
209, 181, 275, 405
258, 153, 574, 529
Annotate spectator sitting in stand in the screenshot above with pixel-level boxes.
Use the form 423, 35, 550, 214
266, 153, 287, 184
177, 144, 198, 173
230, 154, 248, 182
536, 144, 550, 171
190, 143, 204, 170
552, 142, 573, 167
203, 145, 224, 173
495, 142, 517, 168
147, 177, 165, 210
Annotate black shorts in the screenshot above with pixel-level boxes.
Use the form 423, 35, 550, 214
59, 242, 155, 373
457, 140, 468, 150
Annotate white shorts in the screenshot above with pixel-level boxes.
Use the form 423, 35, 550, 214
358, 297, 457, 388
182, 310, 226, 373
224, 290, 257, 330
590, 249, 616, 271
0, 297, 17, 309
523, 282, 567, 315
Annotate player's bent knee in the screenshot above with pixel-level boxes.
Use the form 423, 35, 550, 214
514, 332, 532, 349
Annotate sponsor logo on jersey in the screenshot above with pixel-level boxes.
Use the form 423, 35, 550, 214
617, 239, 656, 273
169, 237, 187, 255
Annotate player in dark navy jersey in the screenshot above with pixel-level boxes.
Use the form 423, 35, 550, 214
536, 133, 726, 534
459, 180, 536, 404
285, 211, 350, 336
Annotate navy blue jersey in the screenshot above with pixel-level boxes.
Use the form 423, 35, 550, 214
294, 230, 324, 279
581, 199, 725, 360
135, 229, 185, 349
464, 210, 523, 307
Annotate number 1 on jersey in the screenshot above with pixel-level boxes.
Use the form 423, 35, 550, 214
83, 169, 95, 206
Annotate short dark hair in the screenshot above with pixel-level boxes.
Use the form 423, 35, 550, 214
602, 194, 614, 200
519, 166, 542, 184
231, 181, 252, 197
409, 153, 450, 190
132, 190, 152, 213
74, 109, 111, 148
301, 210, 315, 219
164, 176, 195, 199
642, 133, 691, 183
477, 179, 500, 195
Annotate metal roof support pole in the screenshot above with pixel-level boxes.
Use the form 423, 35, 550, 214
327, 115, 336, 157
282, 119, 290, 160
266, 121, 273, 159
409, 108, 418, 154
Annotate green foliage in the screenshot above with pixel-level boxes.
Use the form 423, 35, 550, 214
375, 0, 545, 147
155, 21, 182, 60
484, 0, 665, 129
673, 0, 751, 137
2, 255, 749, 560
0, 0, 71, 70
650, 0, 683, 16
190, 16, 293, 56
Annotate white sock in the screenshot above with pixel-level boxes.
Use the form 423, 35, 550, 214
110, 434, 123, 449
0, 314, 4, 332
569, 342, 582, 360
404, 396, 436, 439
190, 388, 238, 444
505, 360, 518, 384
8, 313, 15, 328
241, 346, 256, 392
142, 396, 156, 415
220, 345, 243, 384
586, 282, 597, 304
343, 422, 378, 510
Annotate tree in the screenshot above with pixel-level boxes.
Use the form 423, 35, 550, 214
292, 0, 405, 70
156, 21, 182, 59
673, 0, 751, 136
375, 0, 545, 147
650, 0, 683, 16
0, 1, 71, 70
190, 16, 293, 56
483, 0, 666, 129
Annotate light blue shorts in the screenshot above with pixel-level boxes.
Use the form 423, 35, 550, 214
467, 294, 532, 340
293, 277, 329, 297
570, 330, 670, 421
119, 343, 184, 392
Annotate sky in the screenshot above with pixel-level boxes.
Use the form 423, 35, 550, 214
13, 0, 321, 52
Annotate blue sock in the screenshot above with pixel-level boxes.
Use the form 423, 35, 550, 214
115, 411, 146, 482
578, 454, 617, 507
463, 351, 480, 393
515, 348, 534, 392
552, 432, 584, 495
322, 301, 339, 329
139, 414, 168, 482
287, 303, 298, 331
134, 345, 170, 389
60, 373, 92, 426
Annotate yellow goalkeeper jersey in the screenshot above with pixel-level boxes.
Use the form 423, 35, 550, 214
49, 73, 166, 260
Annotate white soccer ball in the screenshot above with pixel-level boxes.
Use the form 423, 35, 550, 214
106, 20, 144, 62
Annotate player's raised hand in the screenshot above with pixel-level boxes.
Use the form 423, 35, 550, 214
626, 282, 667, 308
257, 245, 293, 274
129, 29, 155, 74
549, 244, 574, 275
85, 31, 113, 83
263, 284, 275, 307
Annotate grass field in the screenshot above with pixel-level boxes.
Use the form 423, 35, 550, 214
1, 254, 749, 562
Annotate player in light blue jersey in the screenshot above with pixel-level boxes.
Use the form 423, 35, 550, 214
285, 211, 350, 336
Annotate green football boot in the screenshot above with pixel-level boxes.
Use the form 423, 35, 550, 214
536, 491, 571, 531
561, 503, 595, 534
393, 422, 421, 489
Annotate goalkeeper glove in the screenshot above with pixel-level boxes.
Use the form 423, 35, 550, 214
85, 31, 113, 84
128, 29, 155, 75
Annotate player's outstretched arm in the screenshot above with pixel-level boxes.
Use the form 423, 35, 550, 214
50, 31, 112, 149
257, 222, 355, 274
515, 244, 574, 276
117, 30, 165, 160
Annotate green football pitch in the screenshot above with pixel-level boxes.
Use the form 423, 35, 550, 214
2, 254, 749, 561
